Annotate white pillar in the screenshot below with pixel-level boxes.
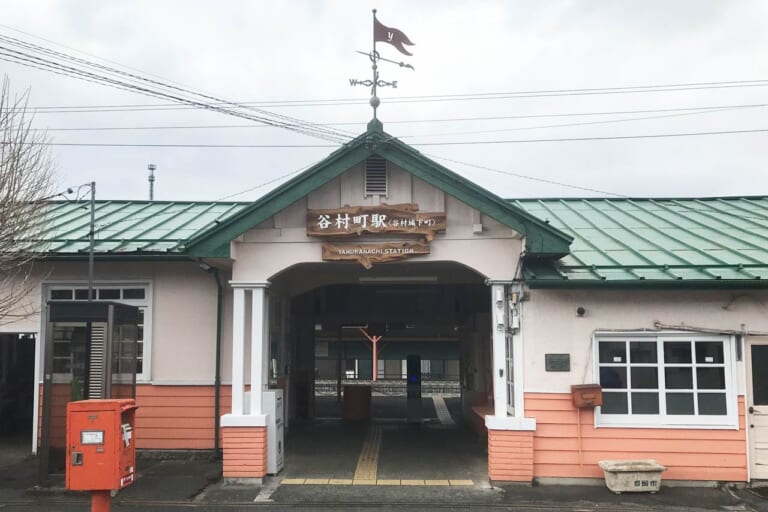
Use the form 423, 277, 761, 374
490, 282, 509, 418
485, 281, 536, 432
231, 287, 246, 415
249, 284, 270, 416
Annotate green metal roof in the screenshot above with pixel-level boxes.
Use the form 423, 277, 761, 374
512, 197, 768, 287
37, 200, 249, 256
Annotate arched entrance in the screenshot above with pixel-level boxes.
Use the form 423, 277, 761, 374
270, 261, 493, 483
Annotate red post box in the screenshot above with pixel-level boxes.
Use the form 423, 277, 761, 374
66, 399, 138, 499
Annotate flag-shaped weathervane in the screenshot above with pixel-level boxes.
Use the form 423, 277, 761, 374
374, 16, 414, 56
349, 9, 415, 120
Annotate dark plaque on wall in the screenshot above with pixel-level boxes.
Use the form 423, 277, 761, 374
545, 353, 571, 372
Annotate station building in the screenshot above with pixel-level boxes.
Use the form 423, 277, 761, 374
2, 119, 767, 484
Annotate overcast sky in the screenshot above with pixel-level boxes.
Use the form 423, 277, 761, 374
2, 1, 767, 201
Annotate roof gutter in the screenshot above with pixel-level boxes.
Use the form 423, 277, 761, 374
527, 279, 768, 290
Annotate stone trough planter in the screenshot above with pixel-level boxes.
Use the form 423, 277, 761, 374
598, 459, 667, 494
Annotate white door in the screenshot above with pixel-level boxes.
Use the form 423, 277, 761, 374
747, 338, 768, 480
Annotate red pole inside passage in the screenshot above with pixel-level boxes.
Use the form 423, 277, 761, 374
91, 490, 111, 512
372, 338, 378, 381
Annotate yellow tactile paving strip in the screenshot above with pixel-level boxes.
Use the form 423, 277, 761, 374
281, 423, 476, 487
353, 424, 382, 481
281, 478, 474, 486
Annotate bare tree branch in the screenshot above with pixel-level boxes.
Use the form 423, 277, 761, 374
0, 75, 55, 325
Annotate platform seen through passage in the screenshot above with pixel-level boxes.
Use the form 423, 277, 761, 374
281, 395, 487, 486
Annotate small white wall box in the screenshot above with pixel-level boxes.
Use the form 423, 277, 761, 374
263, 390, 285, 475
598, 459, 666, 494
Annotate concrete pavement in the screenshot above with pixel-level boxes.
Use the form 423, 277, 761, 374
2, 395, 767, 510
2, 442, 766, 511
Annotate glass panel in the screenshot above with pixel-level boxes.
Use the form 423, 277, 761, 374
752, 346, 768, 405
53, 358, 71, 373
698, 393, 727, 415
74, 289, 93, 300
631, 392, 659, 414
664, 341, 692, 363
50, 289, 73, 300
630, 367, 658, 389
696, 342, 723, 364
98, 288, 120, 300
666, 392, 695, 414
601, 392, 628, 414
599, 342, 626, 364
53, 343, 71, 356
665, 367, 693, 389
697, 368, 725, 389
600, 367, 627, 389
123, 288, 146, 299
630, 342, 657, 363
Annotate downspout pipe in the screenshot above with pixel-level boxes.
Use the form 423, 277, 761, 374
198, 259, 224, 459
212, 268, 223, 459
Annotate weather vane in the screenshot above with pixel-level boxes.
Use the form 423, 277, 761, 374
349, 9, 415, 119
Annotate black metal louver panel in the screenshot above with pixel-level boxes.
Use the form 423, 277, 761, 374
365, 156, 388, 196
87, 325, 107, 399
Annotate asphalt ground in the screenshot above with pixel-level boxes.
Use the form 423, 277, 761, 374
2, 394, 768, 510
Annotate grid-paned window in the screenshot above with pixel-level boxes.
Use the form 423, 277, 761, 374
595, 333, 737, 428
47, 284, 150, 381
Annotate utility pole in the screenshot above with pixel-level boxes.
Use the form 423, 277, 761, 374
148, 164, 156, 201
88, 181, 95, 301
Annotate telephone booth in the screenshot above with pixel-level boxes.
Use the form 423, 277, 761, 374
38, 301, 140, 483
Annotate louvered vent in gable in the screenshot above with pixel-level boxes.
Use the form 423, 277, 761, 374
365, 156, 388, 196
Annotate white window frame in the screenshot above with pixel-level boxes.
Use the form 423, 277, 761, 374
593, 331, 738, 429
43, 281, 152, 383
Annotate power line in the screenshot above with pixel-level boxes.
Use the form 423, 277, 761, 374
0, 32, 353, 143
49, 160, 321, 232
429, 154, 768, 223
27, 127, 768, 149
17, 79, 768, 112
398, 105, 766, 139
29, 103, 768, 133
408, 128, 768, 145
41, 142, 336, 148
430, 154, 629, 198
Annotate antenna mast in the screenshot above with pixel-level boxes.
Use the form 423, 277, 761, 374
148, 164, 156, 201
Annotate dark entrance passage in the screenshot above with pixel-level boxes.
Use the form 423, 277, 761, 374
0, 333, 36, 467
295, 282, 490, 423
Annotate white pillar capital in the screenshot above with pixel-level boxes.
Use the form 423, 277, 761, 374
229, 280, 270, 289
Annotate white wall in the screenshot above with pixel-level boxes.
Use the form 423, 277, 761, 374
12, 261, 225, 385
522, 288, 768, 393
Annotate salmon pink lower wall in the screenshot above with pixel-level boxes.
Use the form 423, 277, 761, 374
133, 385, 231, 450
221, 426, 267, 478
524, 393, 747, 481
40, 384, 230, 450
488, 430, 533, 482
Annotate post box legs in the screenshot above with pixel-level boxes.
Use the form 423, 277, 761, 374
91, 490, 111, 512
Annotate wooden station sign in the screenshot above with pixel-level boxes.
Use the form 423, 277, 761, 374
308, 203, 444, 268
322, 241, 430, 270
307, 203, 446, 241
